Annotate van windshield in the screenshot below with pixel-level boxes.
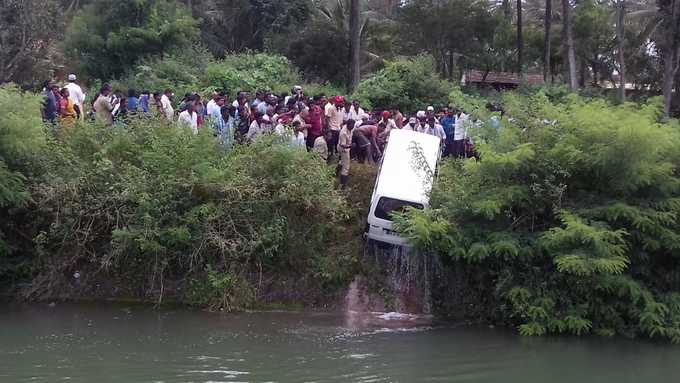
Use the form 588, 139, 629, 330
374, 197, 424, 221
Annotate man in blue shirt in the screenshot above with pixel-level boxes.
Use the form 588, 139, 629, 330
127, 89, 139, 113
440, 107, 456, 157
139, 90, 150, 113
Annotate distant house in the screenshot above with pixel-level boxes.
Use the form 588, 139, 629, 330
461, 70, 544, 90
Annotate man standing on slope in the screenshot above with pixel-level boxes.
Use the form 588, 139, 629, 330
337, 119, 356, 190
160, 89, 175, 122
326, 96, 344, 157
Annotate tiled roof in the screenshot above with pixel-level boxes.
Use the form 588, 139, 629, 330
465, 70, 544, 85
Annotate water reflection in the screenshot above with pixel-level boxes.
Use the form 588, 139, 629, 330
0, 303, 678, 382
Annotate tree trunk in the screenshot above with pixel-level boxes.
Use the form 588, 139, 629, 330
617, 0, 626, 103
662, 0, 680, 118
517, 0, 523, 74
544, 0, 552, 82
662, 46, 680, 118
348, 0, 361, 93
562, 0, 578, 90
503, 0, 512, 20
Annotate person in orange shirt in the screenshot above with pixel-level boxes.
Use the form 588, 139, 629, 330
59, 88, 77, 131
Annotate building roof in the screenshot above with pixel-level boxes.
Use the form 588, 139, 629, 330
463, 70, 544, 86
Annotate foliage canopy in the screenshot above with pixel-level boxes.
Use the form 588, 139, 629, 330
396, 89, 680, 342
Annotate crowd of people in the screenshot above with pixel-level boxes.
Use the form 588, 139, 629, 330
42, 74, 480, 189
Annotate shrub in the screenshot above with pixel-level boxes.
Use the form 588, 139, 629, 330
0, 87, 349, 308
110, 46, 212, 97
0, 85, 46, 266
201, 53, 302, 94
396, 89, 680, 342
352, 56, 450, 112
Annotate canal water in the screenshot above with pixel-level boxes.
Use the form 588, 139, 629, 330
1, 303, 678, 382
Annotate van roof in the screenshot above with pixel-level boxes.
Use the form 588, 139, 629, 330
374, 129, 440, 204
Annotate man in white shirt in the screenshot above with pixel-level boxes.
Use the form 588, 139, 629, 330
424, 116, 446, 142
247, 114, 271, 141
64, 74, 85, 120
351, 100, 365, 119
161, 89, 174, 122
178, 98, 198, 134
426, 105, 439, 123
206, 91, 223, 117
453, 111, 469, 157
415, 111, 428, 133
403, 117, 418, 131
290, 120, 306, 147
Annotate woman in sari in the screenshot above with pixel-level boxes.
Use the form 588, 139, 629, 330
59, 88, 77, 131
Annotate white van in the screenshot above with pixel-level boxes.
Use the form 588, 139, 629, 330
366, 129, 441, 246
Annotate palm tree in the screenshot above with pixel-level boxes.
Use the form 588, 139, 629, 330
349, 0, 361, 91
315, 0, 393, 81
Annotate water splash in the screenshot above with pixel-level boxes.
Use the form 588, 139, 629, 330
345, 240, 441, 323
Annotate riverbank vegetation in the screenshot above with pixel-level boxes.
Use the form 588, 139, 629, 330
396, 89, 680, 343
0, 85, 359, 309
3, 0, 680, 344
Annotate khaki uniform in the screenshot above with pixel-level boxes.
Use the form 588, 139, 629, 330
337, 126, 353, 176
94, 95, 114, 125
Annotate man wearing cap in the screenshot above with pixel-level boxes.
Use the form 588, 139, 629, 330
325, 96, 344, 157
415, 111, 428, 133
65, 74, 86, 120
337, 119, 356, 189
378, 110, 397, 134
426, 105, 439, 123
403, 116, 418, 131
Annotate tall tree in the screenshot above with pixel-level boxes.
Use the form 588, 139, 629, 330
349, 0, 361, 91
659, 0, 680, 118
0, 0, 63, 87
63, 0, 200, 79
518, 0, 524, 73
503, 0, 513, 19
562, 0, 578, 89
544, 0, 552, 82
617, 0, 626, 103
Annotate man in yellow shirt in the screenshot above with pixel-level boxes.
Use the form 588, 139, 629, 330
337, 119, 356, 189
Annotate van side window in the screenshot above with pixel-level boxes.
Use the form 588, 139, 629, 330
374, 197, 424, 221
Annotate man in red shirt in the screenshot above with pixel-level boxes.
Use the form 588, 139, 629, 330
305, 95, 324, 150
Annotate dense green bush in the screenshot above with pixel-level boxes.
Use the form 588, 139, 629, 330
109, 51, 343, 100
64, 0, 200, 79
396, 90, 680, 342
110, 47, 212, 97
352, 56, 450, 112
0, 86, 46, 264
202, 53, 302, 94
0, 86, 350, 308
